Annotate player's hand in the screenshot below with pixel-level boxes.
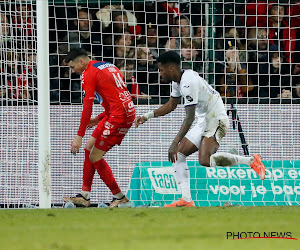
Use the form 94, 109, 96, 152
135, 116, 147, 128
87, 117, 99, 129
168, 141, 179, 163
71, 136, 83, 155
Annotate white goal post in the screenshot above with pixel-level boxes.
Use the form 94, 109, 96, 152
37, 0, 51, 208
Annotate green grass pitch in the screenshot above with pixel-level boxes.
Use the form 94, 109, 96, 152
1, 206, 300, 250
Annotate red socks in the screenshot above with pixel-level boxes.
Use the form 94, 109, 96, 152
82, 149, 95, 191
82, 149, 121, 195
94, 158, 121, 195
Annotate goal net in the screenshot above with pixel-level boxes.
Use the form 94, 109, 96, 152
0, 0, 299, 208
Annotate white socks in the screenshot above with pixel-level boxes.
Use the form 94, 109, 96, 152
113, 192, 125, 199
210, 152, 254, 167
81, 191, 124, 200
173, 152, 253, 202
173, 153, 192, 202
81, 191, 90, 200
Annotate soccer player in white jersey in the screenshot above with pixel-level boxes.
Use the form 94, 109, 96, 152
135, 51, 266, 207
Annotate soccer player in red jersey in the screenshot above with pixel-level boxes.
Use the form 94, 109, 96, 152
63, 48, 136, 207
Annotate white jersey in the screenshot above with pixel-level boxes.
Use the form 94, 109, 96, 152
171, 70, 227, 121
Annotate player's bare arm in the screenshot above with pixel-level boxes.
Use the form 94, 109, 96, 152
71, 98, 94, 155
135, 97, 180, 128
168, 104, 196, 163
154, 96, 180, 117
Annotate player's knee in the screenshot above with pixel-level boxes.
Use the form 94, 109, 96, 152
89, 154, 95, 163
85, 141, 95, 151
198, 156, 211, 167
89, 153, 102, 163
84, 144, 93, 151
85, 137, 96, 151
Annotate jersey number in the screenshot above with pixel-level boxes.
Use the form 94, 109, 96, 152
113, 73, 126, 89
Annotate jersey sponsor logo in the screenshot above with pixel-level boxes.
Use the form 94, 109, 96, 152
183, 85, 190, 88
123, 99, 136, 117
119, 90, 131, 101
186, 95, 193, 102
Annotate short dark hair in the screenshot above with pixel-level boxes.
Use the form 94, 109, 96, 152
78, 8, 89, 15
65, 48, 89, 63
174, 15, 190, 24
112, 10, 127, 21
157, 51, 181, 65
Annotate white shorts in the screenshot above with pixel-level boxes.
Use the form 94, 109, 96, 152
185, 117, 229, 148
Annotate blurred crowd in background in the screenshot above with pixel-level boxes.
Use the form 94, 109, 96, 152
0, 0, 299, 105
